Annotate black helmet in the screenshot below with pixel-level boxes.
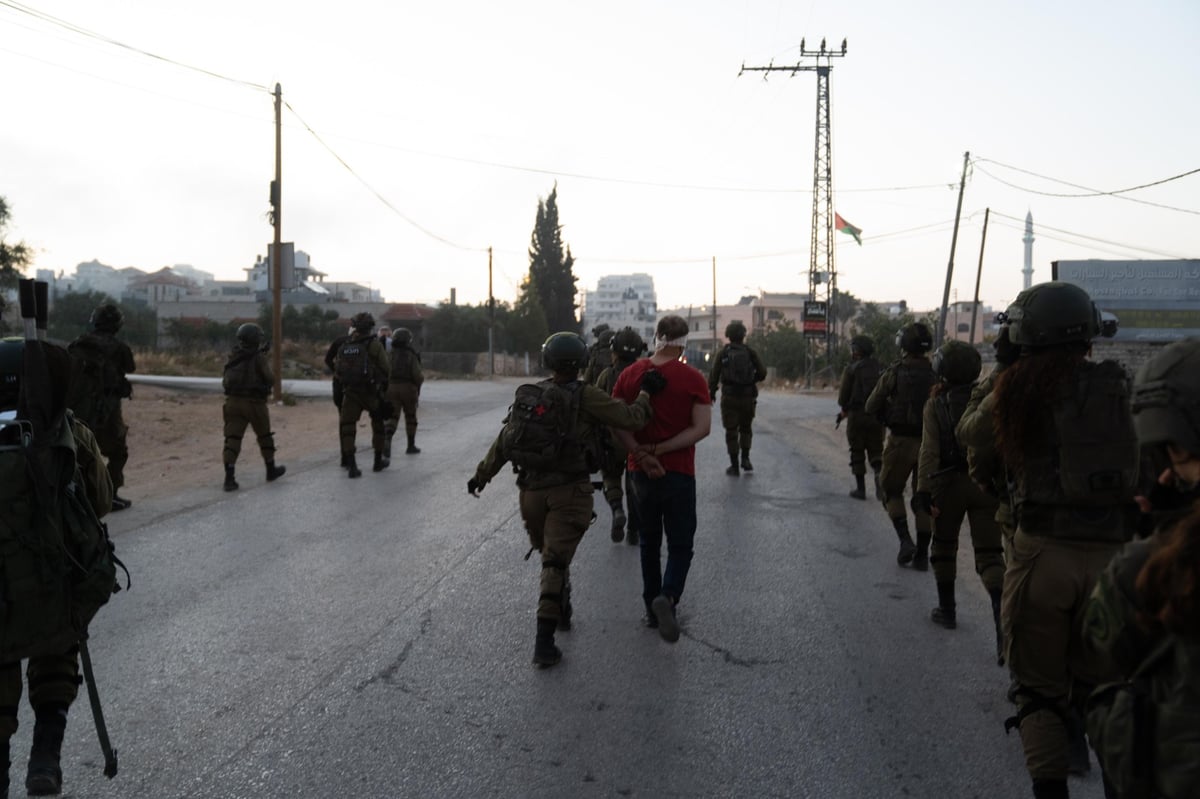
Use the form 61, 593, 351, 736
236, 323, 263, 348
350, 312, 375, 333
612, 327, 645, 360
1004, 281, 1101, 349
725, 320, 747, 342
932, 340, 982, 385
393, 327, 413, 346
850, 335, 875, 357
0, 337, 22, 411
541, 332, 588, 372
597, 329, 616, 348
591, 323, 611, 339
1132, 338, 1200, 456
896, 322, 933, 356
90, 303, 123, 333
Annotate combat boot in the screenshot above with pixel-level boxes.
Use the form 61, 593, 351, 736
849, 474, 867, 500
558, 572, 573, 632
931, 581, 957, 629
26, 706, 66, 797
265, 461, 286, 481
871, 463, 884, 502
912, 530, 931, 571
406, 433, 421, 455
893, 517, 916, 565
223, 465, 238, 492
740, 450, 753, 472
373, 451, 390, 472
725, 453, 739, 477
347, 455, 362, 479
1031, 778, 1068, 799
609, 500, 626, 543
383, 434, 393, 461
989, 588, 1005, 666
533, 618, 561, 667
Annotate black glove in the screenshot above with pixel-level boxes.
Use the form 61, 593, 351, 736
468, 477, 484, 497
912, 491, 933, 517
640, 369, 667, 395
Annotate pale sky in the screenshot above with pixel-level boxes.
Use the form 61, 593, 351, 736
2, 0, 1197, 315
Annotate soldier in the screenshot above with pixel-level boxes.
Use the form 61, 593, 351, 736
67, 303, 136, 511
221, 323, 286, 491
467, 332, 663, 667
596, 326, 646, 544
582, 324, 615, 385
837, 335, 885, 500
383, 327, 424, 457
913, 340, 1005, 661
983, 282, 1133, 799
865, 322, 936, 567
334, 312, 390, 478
324, 324, 353, 411
708, 320, 767, 476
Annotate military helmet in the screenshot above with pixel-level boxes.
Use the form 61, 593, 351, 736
393, 327, 413, 346
1132, 338, 1200, 456
0, 337, 22, 412
1004, 281, 1102, 349
896, 322, 933, 356
90, 303, 123, 333
850, 335, 875, 357
612, 327, 645, 360
931, 340, 982, 385
597, 329, 616, 347
541, 332, 588, 372
591, 322, 611, 339
724, 320, 748, 342
236, 323, 263, 348
350, 312, 375, 332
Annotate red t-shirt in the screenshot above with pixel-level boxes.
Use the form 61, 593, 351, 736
613, 357, 711, 476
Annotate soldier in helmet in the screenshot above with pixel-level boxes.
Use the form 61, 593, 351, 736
220, 323, 285, 491
708, 320, 766, 476
596, 326, 647, 544
383, 327, 424, 457
980, 281, 1132, 798
837, 335, 885, 500
334, 312, 390, 477
913, 340, 1004, 660
582, 325, 616, 385
1082, 338, 1200, 798
67, 303, 136, 511
468, 332, 664, 667
866, 322, 936, 567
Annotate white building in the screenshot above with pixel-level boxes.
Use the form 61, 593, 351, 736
579, 273, 657, 343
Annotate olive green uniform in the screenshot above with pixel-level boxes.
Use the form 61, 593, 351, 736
837, 355, 884, 479
707, 343, 767, 460
221, 346, 277, 467
336, 334, 390, 458
472, 384, 654, 623
865, 355, 935, 537
956, 366, 1017, 555
67, 331, 136, 491
384, 345, 424, 454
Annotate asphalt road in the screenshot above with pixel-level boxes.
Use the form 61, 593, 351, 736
37, 380, 1107, 798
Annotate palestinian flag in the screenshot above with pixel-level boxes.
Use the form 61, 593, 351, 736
835, 212, 862, 245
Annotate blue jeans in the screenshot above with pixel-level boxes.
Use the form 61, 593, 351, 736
630, 471, 697, 608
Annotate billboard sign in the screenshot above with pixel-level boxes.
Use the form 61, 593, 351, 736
1052, 259, 1200, 342
802, 300, 828, 339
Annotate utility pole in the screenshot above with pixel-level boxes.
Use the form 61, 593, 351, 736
936, 150, 971, 348
488, 246, 495, 376
741, 37, 847, 388
969, 208, 990, 345
270, 83, 283, 401
711, 256, 718, 360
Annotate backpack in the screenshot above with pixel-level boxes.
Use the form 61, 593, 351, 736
335, 339, 372, 388
1087, 636, 1200, 798
884, 359, 936, 435
933, 384, 972, 473
722, 345, 757, 387
0, 414, 120, 661
222, 348, 268, 398
500, 381, 594, 473
848, 356, 882, 410
389, 347, 418, 383
66, 335, 126, 426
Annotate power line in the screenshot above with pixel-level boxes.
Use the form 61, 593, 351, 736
989, 210, 1190, 259
973, 158, 1200, 216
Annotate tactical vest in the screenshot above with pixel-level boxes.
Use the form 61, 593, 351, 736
66, 334, 128, 426
336, 338, 374, 388
1012, 360, 1138, 541
932, 384, 972, 473
389, 347, 418, 384
500, 380, 597, 476
848, 356, 882, 411
885, 358, 935, 436
223, 348, 268, 398
721, 344, 757, 388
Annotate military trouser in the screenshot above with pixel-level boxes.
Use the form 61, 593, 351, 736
720, 395, 757, 457
339, 387, 386, 457
879, 432, 932, 530
1001, 530, 1121, 781
222, 396, 276, 466
92, 404, 129, 490
929, 472, 1005, 591
519, 481, 595, 622
383, 383, 419, 442
845, 411, 884, 476
601, 452, 641, 536
0, 648, 81, 740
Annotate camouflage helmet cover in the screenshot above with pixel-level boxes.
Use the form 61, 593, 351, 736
236, 323, 263, 348
90, 303, 123, 333
850, 335, 875, 357
896, 322, 933, 355
1132, 338, 1200, 455
931, 340, 982, 385
541, 332, 588, 372
350, 312, 375, 332
393, 327, 413, 346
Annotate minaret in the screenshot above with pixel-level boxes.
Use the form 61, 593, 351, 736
1022, 211, 1035, 289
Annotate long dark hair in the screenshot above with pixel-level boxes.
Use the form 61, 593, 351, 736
991, 345, 1087, 471
1137, 507, 1200, 635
